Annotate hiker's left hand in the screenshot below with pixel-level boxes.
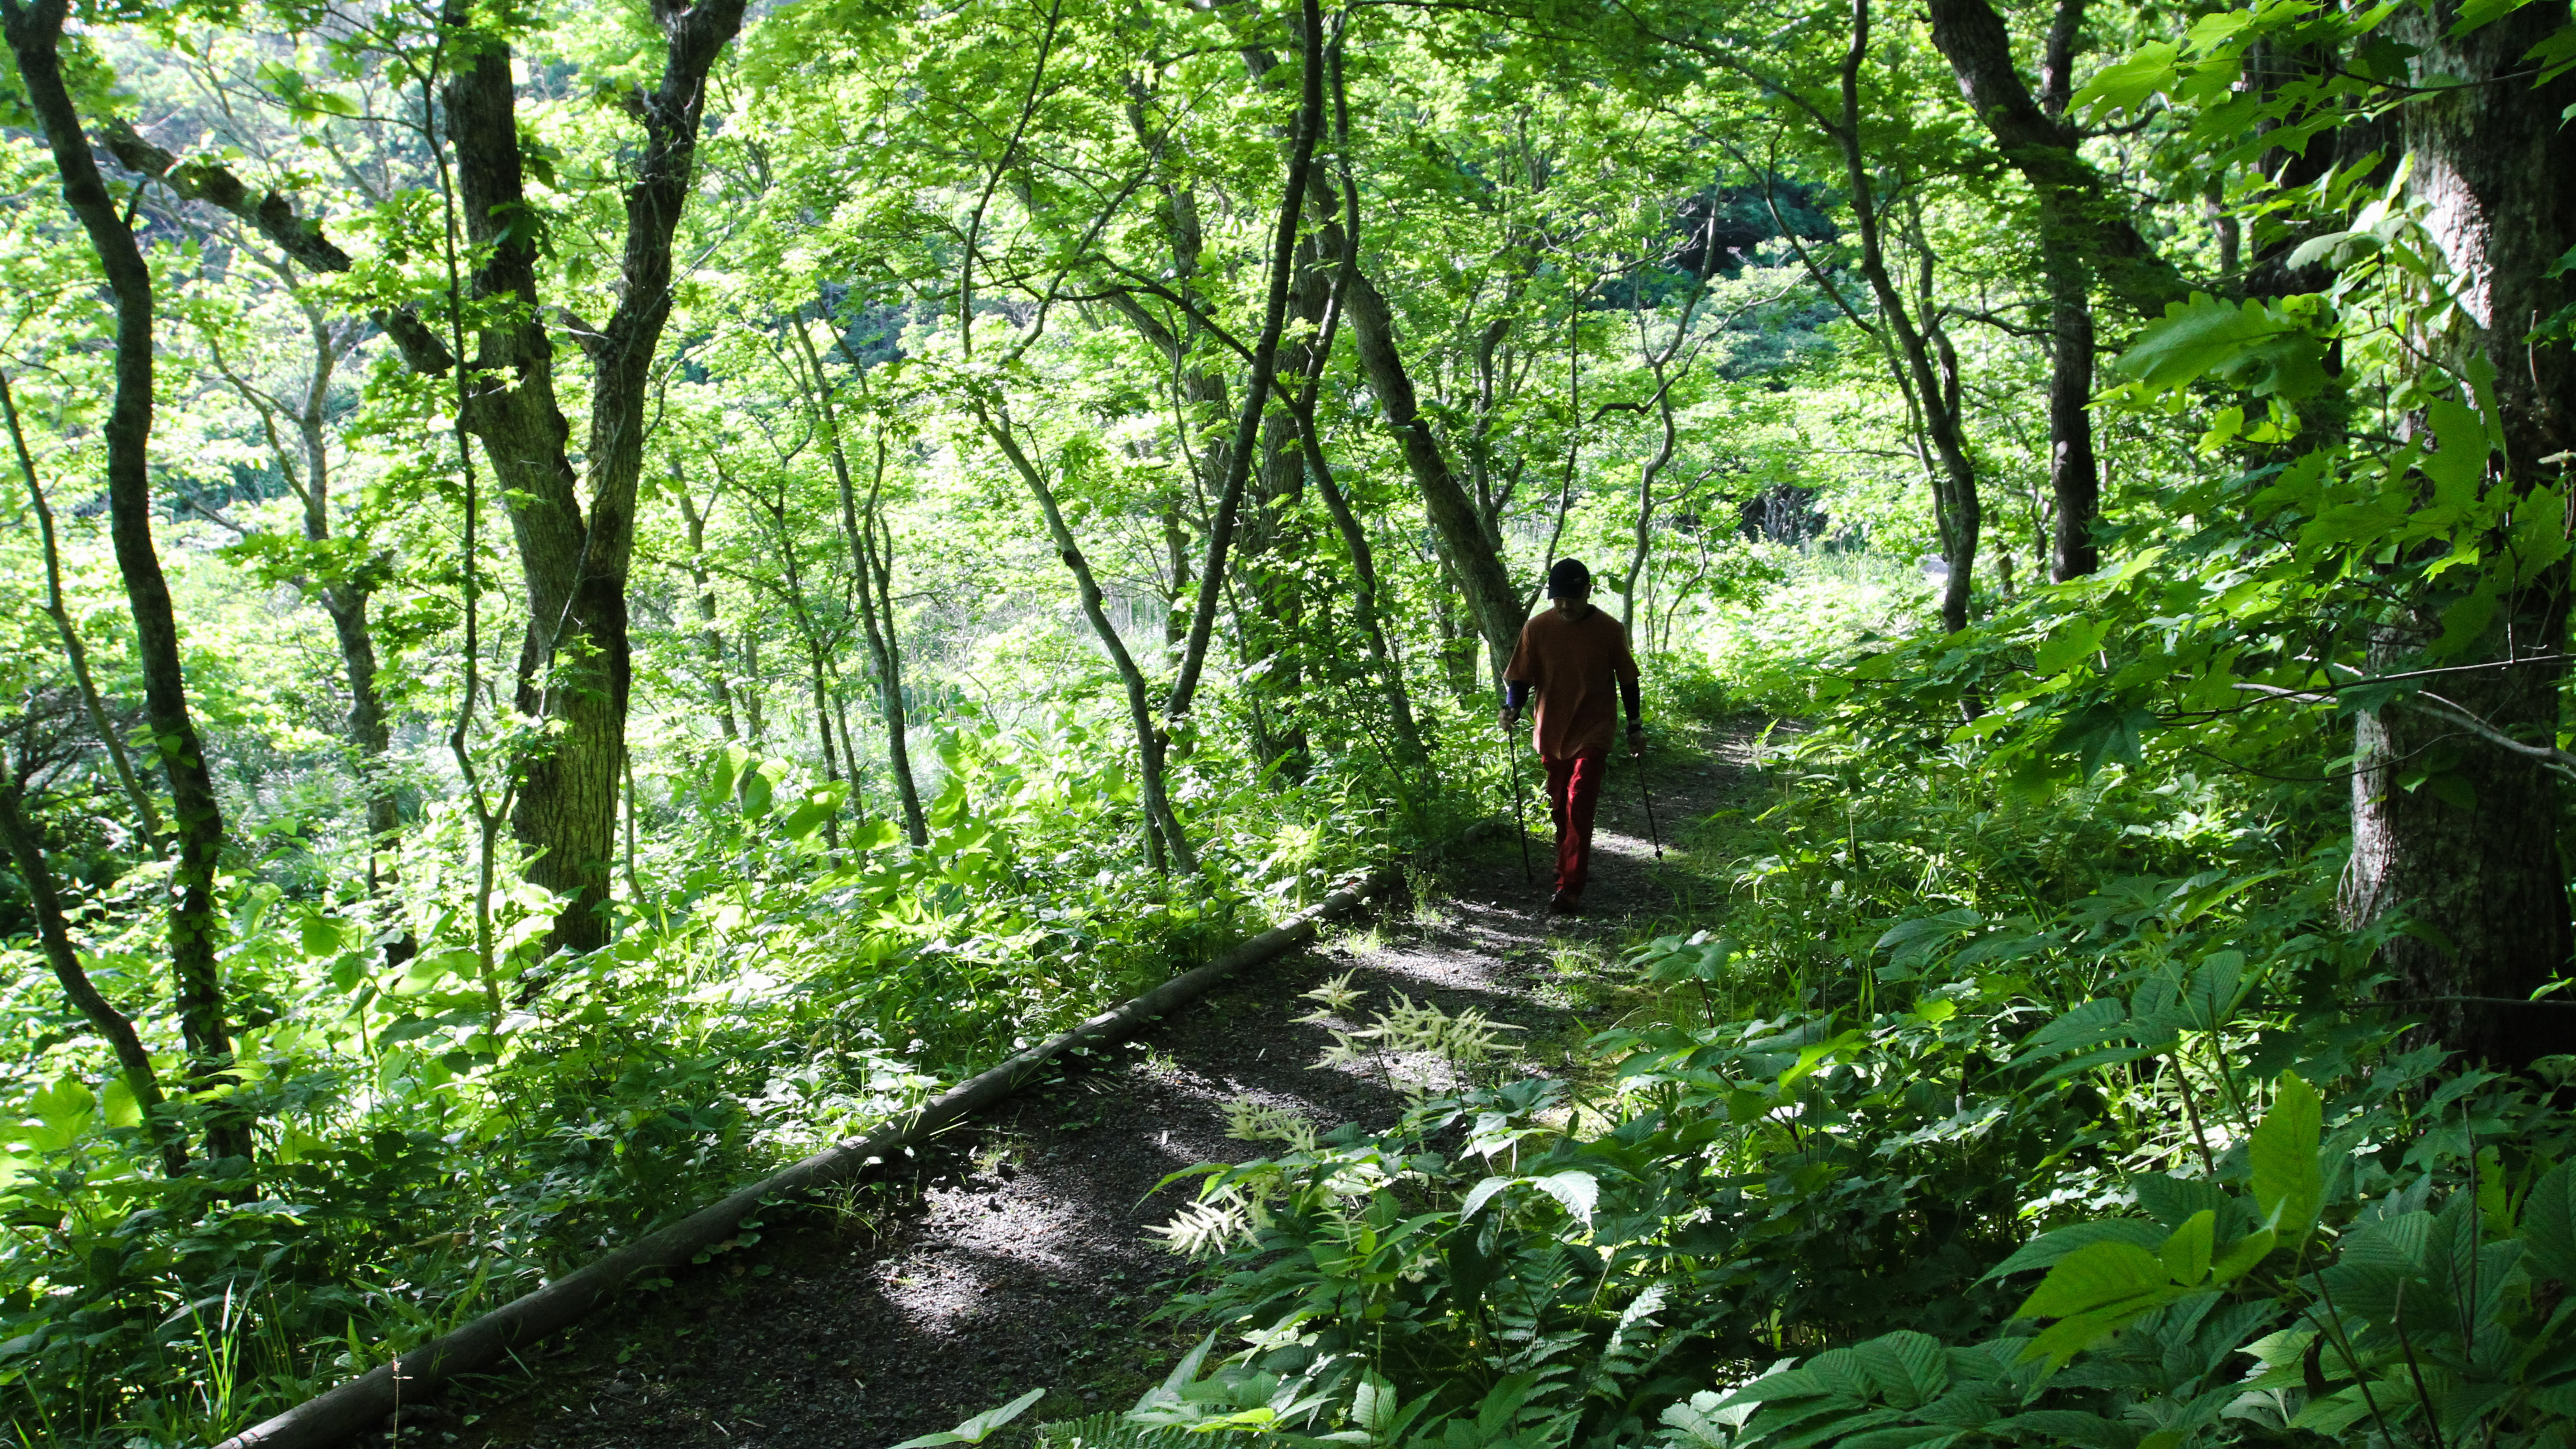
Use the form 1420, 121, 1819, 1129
1628, 726, 1646, 757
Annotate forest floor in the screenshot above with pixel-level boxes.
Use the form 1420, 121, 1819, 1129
425, 722, 1778, 1449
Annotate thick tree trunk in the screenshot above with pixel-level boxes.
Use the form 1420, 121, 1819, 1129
2343, 0, 2576, 1069
440, 0, 747, 954
1923, 0, 2189, 319
2045, 265, 2100, 581
4, 0, 252, 1167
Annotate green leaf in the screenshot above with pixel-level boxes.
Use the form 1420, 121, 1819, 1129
2520, 1162, 2576, 1281
2115, 294, 2326, 400
738, 758, 789, 818
300, 911, 346, 957
2210, 1224, 2278, 1283
1987, 1411, 2139, 1449
2015, 1240, 2170, 1320
2073, 41, 2179, 120
1355, 1372, 1399, 1433
1851, 1330, 1948, 1408
1875, 911, 1982, 969
780, 785, 846, 841
702, 745, 749, 808
886, 1388, 1045, 1446
1460, 1175, 1512, 1219
1534, 1168, 1598, 1226
23, 1077, 94, 1152
2035, 619, 2110, 676
2250, 1072, 2324, 1245
2161, 1210, 2215, 1286
1982, 1219, 2167, 1281
100, 1075, 141, 1130
2010, 998, 2128, 1064
2424, 397, 2490, 506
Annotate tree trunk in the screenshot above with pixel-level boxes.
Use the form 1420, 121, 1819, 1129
0, 783, 189, 1177
2343, 0, 2576, 1069
741, 629, 769, 745
72, 0, 744, 956
978, 404, 1197, 873
673, 480, 741, 741
0, 369, 165, 850
801, 324, 929, 847
2045, 263, 2100, 581
450, 0, 747, 955
1164, 0, 1328, 730
1835, 0, 1982, 634
3, 0, 253, 1167
1341, 266, 1527, 675
1923, 0, 2189, 319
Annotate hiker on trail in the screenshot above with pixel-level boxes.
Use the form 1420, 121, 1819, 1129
1500, 558, 1643, 915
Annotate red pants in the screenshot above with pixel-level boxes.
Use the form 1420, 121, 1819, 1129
1543, 753, 1608, 897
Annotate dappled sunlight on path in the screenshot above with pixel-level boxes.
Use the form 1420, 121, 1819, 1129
446, 724, 1767, 1449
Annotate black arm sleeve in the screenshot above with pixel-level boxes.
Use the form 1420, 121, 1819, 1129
1504, 680, 1531, 712
1620, 675, 1642, 728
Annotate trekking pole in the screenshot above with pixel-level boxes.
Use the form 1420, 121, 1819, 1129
1499, 715, 1534, 886
1635, 744, 1665, 861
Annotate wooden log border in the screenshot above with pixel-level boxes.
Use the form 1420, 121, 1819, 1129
215, 870, 1391, 1449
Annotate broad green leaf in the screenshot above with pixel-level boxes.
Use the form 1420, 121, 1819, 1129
2009, 998, 2127, 1065
2161, 1210, 2215, 1286
2424, 397, 2490, 506
100, 1075, 141, 1130
738, 758, 788, 818
1355, 1372, 1399, 1433
1982, 1218, 2166, 1281
1459, 1176, 1512, 1219
2251, 1072, 2324, 1245
300, 912, 345, 957
1987, 1410, 2139, 1449
2522, 1162, 2576, 1282
1534, 1169, 1598, 1226
2115, 294, 2326, 400
2073, 42, 2179, 120
2016, 1240, 2170, 1320
2210, 1224, 2277, 1283
1850, 1330, 1947, 1408
702, 745, 750, 808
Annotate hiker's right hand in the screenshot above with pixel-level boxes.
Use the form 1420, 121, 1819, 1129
1498, 708, 1521, 730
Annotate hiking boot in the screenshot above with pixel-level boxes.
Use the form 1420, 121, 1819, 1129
1547, 891, 1584, 916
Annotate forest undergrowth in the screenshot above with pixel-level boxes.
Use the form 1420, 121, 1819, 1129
0, 699, 1446, 1447
939, 586, 2576, 1449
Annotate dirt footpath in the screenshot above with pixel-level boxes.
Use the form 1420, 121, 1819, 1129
431, 727, 1768, 1449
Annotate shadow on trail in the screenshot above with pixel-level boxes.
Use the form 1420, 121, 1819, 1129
439, 723, 1766, 1449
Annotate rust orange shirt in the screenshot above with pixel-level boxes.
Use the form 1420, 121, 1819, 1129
1504, 605, 1640, 761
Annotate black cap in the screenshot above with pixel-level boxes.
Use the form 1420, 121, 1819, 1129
1546, 558, 1592, 599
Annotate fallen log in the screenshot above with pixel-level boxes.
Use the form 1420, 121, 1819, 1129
215, 870, 1390, 1449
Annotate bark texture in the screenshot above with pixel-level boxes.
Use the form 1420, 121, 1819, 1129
2343, 0, 2576, 1068
445, 0, 747, 953
1922, 0, 2190, 318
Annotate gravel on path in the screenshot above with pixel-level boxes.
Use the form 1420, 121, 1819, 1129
424, 727, 1768, 1449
